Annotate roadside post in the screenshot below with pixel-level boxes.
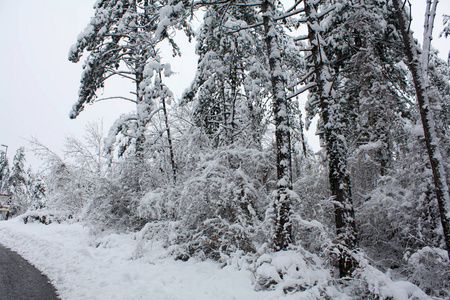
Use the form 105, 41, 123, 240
0, 194, 11, 220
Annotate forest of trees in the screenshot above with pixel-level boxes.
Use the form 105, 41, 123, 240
1, 0, 449, 298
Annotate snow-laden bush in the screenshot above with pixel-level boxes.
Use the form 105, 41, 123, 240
131, 221, 187, 261
138, 187, 179, 221
292, 152, 334, 254
177, 147, 272, 260
186, 216, 258, 260
137, 146, 273, 261
349, 253, 432, 300
404, 247, 450, 298
43, 162, 86, 218
253, 248, 339, 298
22, 209, 72, 225
82, 158, 162, 232
83, 180, 147, 232
357, 137, 440, 249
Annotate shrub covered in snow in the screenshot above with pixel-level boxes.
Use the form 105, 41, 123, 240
22, 209, 72, 225
405, 247, 450, 298
253, 249, 334, 297
137, 147, 273, 260
348, 252, 432, 300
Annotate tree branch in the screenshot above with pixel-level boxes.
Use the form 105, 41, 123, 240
94, 96, 137, 104
287, 82, 317, 99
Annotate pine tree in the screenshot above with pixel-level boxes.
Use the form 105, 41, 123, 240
8, 148, 27, 192
260, 0, 294, 251
443, 14, 450, 41
303, 0, 358, 277
6, 148, 29, 215
69, 0, 189, 161
321, 1, 412, 178
182, 3, 268, 148
0, 150, 8, 194
27, 169, 46, 209
182, 0, 303, 250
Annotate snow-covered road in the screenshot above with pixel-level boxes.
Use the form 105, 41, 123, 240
0, 244, 58, 300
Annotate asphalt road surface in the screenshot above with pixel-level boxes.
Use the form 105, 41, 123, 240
0, 244, 58, 300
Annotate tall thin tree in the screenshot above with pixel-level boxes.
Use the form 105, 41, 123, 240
393, 0, 450, 258
304, 0, 358, 277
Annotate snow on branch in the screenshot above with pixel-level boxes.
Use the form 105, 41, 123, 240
287, 82, 317, 100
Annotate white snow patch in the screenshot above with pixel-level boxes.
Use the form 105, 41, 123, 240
358, 140, 382, 152
0, 219, 333, 300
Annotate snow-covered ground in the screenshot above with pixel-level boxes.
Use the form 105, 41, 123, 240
0, 218, 318, 300
0, 217, 433, 300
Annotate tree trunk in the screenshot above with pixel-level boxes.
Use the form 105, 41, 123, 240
305, 0, 358, 277
393, 0, 450, 258
161, 94, 177, 184
135, 69, 147, 163
262, 0, 293, 251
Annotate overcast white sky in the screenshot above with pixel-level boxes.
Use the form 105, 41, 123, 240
0, 0, 196, 169
0, 1, 449, 170
0, 0, 101, 167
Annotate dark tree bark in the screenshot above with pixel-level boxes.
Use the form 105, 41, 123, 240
135, 69, 147, 163
262, 0, 293, 251
161, 86, 177, 185
305, 0, 358, 277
